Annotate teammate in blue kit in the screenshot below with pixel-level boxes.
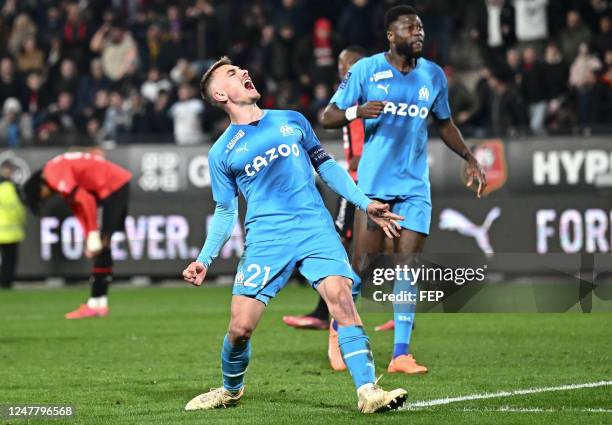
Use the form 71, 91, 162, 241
181, 57, 408, 413
322, 5, 487, 374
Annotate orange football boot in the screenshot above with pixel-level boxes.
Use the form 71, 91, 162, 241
387, 354, 428, 374
65, 304, 109, 319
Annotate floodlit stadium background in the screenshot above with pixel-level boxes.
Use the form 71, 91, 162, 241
2, 0, 612, 281
1, 1, 611, 424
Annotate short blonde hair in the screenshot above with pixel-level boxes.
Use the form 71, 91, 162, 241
200, 56, 232, 106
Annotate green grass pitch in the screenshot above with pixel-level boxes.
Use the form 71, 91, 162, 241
1, 285, 611, 425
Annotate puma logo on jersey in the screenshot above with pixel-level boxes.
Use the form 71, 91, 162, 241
376, 83, 390, 94
383, 101, 429, 119
244, 143, 301, 176
236, 143, 248, 153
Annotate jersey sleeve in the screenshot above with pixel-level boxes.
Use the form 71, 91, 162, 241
69, 187, 98, 234
329, 59, 366, 110
209, 150, 238, 205
295, 112, 332, 172
431, 71, 452, 120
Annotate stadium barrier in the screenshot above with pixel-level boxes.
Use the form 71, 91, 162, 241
2, 136, 611, 280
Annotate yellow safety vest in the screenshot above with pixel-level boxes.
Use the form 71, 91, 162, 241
0, 179, 26, 244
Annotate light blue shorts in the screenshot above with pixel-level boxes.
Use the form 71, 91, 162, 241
391, 198, 432, 235
232, 232, 359, 305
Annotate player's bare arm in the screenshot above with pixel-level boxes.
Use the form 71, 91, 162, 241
320, 101, 386, 129
435, 117, 487, 197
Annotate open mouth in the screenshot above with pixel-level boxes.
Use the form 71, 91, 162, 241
243, 79, 256, 90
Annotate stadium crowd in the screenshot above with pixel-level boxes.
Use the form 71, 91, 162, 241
0, 0, 610, 147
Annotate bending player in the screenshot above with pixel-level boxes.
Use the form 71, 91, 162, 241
182, 57, 407, 413
321, 5, 487, 374
23, 151, 131, 319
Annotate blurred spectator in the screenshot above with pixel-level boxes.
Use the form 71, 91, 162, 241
560, 10, 592, 62
445, 65, 479, 129
0, 159, 26, 290
169, 84, 205, 145
141, 67, 172, 102
543, 42, 570, 100
337, 0, 375, 48
139, 23, 163, 71
103, 90, 131, 139
126, 90, 153, 134
8, 13, 36, 56
90, 20, 138, 81
0, 97, 33, 147
264, 23, 298, 84
170, 58, 197, 85
77, 57, 111, 110
542, 42, 571, 132
470, 0, 516, 66
591, 49, 612, 125
487, 67, 528, 136
520, 46, 547, 134
513, 0, 548, 51
273, 0, 308, 39
592, 15, 612, 57
569, 42, 602, 130
417, 0, 455, 66
308, 82, 330, 123
40, 6, 63, 42
42, 91, 78, 142
150, 89, 173, 134
469, 66, 494, 135
504, 47, 522, 84
0, 57, 21, 105
20, 72, 49, 126
62, 3, 92, 72
15, 34, 45, 74
294, 18, 341, 89
157, 28, 187, 74
52, 58, 79, 99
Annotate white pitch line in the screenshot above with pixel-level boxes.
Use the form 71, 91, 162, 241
403, 381, 612, 410
459, 407, 612, 413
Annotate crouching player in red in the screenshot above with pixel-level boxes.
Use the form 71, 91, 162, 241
23, 151, 131, 319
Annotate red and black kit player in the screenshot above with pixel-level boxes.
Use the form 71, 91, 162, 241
24, 151, 131, 319
282, 46, 366, 331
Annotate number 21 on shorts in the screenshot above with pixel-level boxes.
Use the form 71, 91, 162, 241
236, 264, 271, 288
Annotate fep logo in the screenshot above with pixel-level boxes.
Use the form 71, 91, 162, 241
462, 139, 507, 195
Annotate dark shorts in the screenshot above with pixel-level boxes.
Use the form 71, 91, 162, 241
334, 197, 356, 240
100, 183, 130, 237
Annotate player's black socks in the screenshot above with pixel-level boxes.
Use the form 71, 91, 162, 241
307, 296, 329, 320
91, 248, 112, 297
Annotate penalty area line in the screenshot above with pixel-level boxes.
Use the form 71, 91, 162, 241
402, 381, 612, 410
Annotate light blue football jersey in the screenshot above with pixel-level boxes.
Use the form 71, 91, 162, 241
329, 53, 451, 202
208, 109, 336, 245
